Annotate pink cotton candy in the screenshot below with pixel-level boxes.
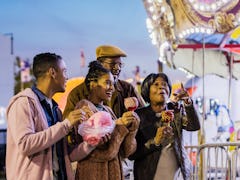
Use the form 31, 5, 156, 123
78, 111, 115, 146
83, 135, 101, 146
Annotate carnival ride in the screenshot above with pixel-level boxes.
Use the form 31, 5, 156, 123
142, 1, 240, 178
142, 0, 240, 84
142, 0, 240, 134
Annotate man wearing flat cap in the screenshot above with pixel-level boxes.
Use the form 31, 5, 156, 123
63, 45, 145, 178
63, 44, 144, 118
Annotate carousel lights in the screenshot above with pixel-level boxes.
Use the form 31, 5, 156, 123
161, 6, 166, 13
148, 6, 154, 12
200, 27, 205, 33
195, 27, 200, 33
178, 27, 214, 39
188, 0, 231, 12
149, 31, 157, 40
206, 28, 212, 34
145, 0, 176, 48
149, 30, 158, 45
200, 5, 204, 11
193, 4, 199, 10
146, 18, 153, 30
190, 28, 195, 33
152, 14, 158, 21
152, 39, 158, 45
211, 3, 217, 10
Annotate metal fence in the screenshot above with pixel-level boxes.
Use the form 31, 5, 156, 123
185, 142, 240, 180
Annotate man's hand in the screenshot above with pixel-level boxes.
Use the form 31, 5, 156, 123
67, 109, 87, 127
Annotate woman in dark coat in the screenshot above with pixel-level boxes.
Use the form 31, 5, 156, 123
129, 73, 200, 180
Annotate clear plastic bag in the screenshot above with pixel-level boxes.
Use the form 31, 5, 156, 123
78, 111, 115, 146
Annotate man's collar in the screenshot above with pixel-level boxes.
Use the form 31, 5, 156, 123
32, 86, 46, 102
114, 80, 121, 91
31, 86, 58, 107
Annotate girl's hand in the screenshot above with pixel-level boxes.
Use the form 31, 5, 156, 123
116, 111, 140, 129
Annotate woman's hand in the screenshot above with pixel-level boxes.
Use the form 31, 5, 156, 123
154, 126, 174, 146
171, 83, 191, 105
97, 133, 111, 147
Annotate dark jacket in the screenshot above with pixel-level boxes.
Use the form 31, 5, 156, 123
129, 102, 200, 180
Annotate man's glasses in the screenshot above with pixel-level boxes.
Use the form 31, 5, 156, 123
102, 61, 125, 68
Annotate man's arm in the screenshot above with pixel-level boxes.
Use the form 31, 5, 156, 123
8, 97, 72, 156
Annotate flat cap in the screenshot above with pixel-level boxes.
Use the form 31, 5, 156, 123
96, 45, 127, 59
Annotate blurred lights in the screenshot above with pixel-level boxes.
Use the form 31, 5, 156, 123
152, 14, 158, 21
178, 27, 214, 39
189, 0, 231, 12
211, 3, 217, 10
161, 6, 166, 13
149, 6, 154, 12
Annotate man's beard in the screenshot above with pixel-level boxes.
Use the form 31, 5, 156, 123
111, 70, 120, 83
113, 75, 119, 83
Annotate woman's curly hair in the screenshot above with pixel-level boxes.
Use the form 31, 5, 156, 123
85, 61, 110, 90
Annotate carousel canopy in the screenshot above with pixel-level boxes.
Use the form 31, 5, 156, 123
143, 0, 240, 79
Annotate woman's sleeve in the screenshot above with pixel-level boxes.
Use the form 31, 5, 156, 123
68, 141, 95, 162
119, 129, 137, 158
118, 114, 140, 158
183, 104, 200, 131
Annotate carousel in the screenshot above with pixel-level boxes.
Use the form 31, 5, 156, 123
143, 0, 240, 78
142, 0, 240, 179
142, 0, 240, 135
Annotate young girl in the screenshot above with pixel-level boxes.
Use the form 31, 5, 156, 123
68, 61, 139, 180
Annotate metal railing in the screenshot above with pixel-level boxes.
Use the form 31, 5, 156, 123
185, 142, 240, 180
